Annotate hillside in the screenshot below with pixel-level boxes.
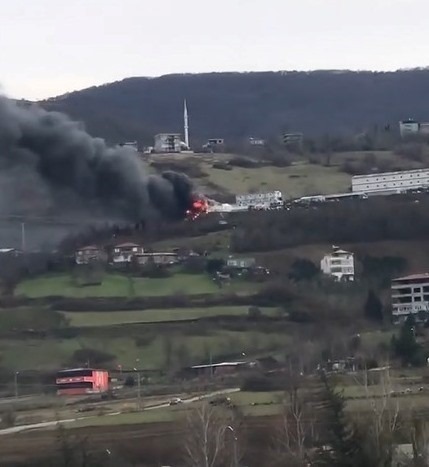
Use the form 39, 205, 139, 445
40, 69, 429, 145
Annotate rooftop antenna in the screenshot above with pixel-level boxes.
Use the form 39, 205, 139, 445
184, 99, 190, 149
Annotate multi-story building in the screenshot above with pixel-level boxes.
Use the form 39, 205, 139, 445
320, 247, 355, 282
154, 133, 182, 153
352, 168, 429, 195
391, 273, 429, 322
75, 245, 106, 265
112, 242, 144, 264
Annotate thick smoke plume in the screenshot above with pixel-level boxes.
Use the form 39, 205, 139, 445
0, 96, 194, 222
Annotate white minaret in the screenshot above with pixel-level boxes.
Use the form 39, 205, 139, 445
184, 99, 190, 149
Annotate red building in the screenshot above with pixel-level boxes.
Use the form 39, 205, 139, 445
56, 368, 109, 396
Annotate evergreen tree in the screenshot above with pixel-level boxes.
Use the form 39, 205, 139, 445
364, 290, 384, 323
314, 377, 361, 467
391, 315, 423, 365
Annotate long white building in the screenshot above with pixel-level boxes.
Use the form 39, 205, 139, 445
391, 273, 429, 323
320, 247, 355, 282
352, 168, 429, 194
235, 191, 283, 209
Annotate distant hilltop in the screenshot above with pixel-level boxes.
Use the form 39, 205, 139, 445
39, 69, 429, 145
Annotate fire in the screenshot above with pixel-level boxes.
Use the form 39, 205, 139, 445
186, 196, 209, 220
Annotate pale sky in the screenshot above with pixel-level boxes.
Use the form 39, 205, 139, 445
1, 0, 428, 100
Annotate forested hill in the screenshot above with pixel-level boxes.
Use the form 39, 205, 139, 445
40, 70, 429, 145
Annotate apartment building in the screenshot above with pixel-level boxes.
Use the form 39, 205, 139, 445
320, 247, 355, 282
352, 168, 429, 195
391, 273, 429, 322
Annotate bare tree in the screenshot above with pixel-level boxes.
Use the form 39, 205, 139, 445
184, 403, 243, 467
352, 367, 400, 466
272, 384, 316, 467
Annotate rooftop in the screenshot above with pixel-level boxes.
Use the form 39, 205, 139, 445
77, 245, 99, 251
191, 361, 248, 369
393, 273, 429, 282
115, 242, 141, 248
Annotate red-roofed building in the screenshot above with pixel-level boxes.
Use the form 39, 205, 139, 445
392, 273, 429, 323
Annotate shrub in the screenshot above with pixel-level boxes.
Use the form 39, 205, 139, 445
1, 407, 16, 428
124, 375, 135, 387
247, 306, 262, 320
70, 348, 116, 366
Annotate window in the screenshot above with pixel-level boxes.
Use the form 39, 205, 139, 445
57, 382, 93, 390
414, 296, 422, 302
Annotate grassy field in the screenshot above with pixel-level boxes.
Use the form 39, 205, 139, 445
0, 327, 289, 370
61, 306, 278, 327
201, 161, 351, 198
16, 272, 224, 298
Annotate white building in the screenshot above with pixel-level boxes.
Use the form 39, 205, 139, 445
112, 242, 144, 264
391, 273, 429, 322
249, 137, 265, 146
120, 141, 138, 151
235, 191, 283, 209
399, 119, 420, 137
154, 134, 182, 153
320, 248, 355, 282
352, 168, 429, 195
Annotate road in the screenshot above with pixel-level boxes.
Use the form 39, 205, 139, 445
0, 387, 240, 436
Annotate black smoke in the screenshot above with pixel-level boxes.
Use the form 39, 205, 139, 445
0, 96, 194, 222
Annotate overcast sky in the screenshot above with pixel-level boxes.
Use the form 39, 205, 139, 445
1, 0, 428, 100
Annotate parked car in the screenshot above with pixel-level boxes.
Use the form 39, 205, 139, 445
169, 397, 183, 406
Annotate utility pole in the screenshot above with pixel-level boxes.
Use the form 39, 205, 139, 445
137, 371, 141, 410
227, 426, 239, 466
14, 371, 19, 399
134, 360, 142, 411
21, 223, 26, 252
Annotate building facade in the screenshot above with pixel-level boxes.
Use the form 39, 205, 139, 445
352, 168, 429, 195
112, 242, 144, 264
154, 134, 182, 153
320, 248, 355, 282
399, 119, 420, 137
56, 368, 109, 396
235, 191, 283, 209
226, 257, 256, 269
391, 273, 429, 322
75, 246, 106, 265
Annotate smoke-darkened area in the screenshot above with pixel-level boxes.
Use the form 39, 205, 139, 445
0, 96, 194, 248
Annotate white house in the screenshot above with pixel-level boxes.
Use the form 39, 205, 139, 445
112, 242, 144, 264
399, 119, 420, 137
154, 134, 182, 153
391, 273, 429, 323
320, 247, 355, 282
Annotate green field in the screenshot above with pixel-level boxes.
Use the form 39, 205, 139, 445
0, 327, 289, 371
201, 161, 351, 198
62, 306, 277, 327
16, 273, 222, 298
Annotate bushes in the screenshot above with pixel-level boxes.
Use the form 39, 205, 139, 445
212, 161, 232, 170
231, 197, 429, 253
241, 375, 287, 391
1, 407, 16, 428
228, 156, 260, 168
70, 348, 116, 366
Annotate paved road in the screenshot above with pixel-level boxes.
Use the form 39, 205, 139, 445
0, 387, 240, 436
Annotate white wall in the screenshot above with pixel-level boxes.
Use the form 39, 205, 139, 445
352, 168, 429, 194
